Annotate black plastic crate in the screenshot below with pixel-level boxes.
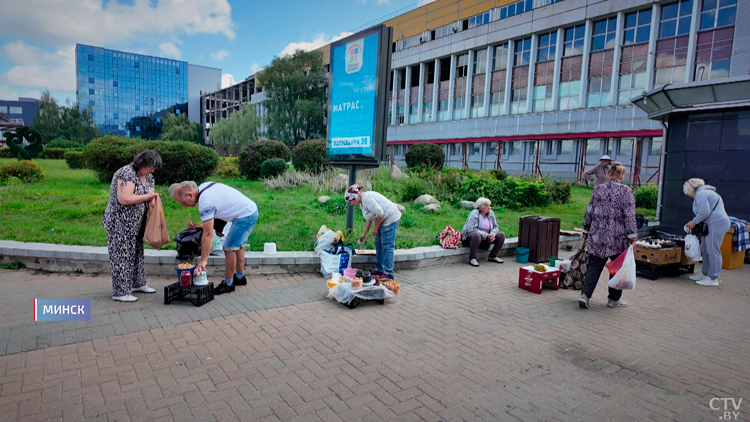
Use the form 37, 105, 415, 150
636, 261, 695, 281
164, 282, 214, 307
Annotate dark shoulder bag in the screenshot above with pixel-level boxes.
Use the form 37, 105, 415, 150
692, 197, 719, 237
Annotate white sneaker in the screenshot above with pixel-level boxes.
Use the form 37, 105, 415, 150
112, 295, 138, 302
696, 278, 719, 286
131, 285, 156, 293
689, 274, 707, 281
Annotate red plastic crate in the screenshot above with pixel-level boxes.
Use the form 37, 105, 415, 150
518, 266, 561, 294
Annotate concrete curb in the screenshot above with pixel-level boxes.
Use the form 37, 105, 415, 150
0, 234, 584, 276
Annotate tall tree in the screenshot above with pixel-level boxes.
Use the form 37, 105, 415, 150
58, 99, 99, 144
258, 49, 327, 146
32, 90, 61, 144
159, 113, 204, 144
209, 104, 261, 155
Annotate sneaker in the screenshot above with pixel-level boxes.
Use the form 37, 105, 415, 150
469, 259, 479, 267
578, 294, 589, 309
607, 299, 629, 308
696, 278, 719, 286
214, 281, 235, 295
233, 274, 247, 286
488, 257, 504, 264
689, 274, 708, 281
131, 285, 156, 293
113, 295, 137, 302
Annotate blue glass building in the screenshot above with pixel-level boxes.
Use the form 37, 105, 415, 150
76, 44, 220, 139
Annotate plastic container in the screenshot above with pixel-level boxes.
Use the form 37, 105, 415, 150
193, 270, 209, 286
516, 247, 531, 263
164, 282, 214, 307
343, 269, 358, 279
263, 242, 277, 254
549, 258, 563, 267
175, 265, 196, 283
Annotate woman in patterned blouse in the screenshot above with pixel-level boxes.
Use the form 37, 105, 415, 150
579, 162, 637, 309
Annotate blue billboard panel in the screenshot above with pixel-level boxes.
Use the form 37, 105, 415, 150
329, 33, 380, 157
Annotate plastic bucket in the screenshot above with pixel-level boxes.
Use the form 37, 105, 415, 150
515, 247, 531, 263
263, 242, 277, 254
550, 257, 563, 267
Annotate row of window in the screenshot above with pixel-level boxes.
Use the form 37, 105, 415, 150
0, 106, 23, 114
390, 0, 737, 124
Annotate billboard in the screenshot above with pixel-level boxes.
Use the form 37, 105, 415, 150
327, 25, 392, 167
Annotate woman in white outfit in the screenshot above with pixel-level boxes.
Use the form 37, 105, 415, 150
683, 178, 730, 286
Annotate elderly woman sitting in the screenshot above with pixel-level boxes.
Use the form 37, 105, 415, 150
460, 197, 506, 267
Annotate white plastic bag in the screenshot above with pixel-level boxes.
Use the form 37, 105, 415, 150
320, 247, 352, 278
315, 230, 339, 254
608, 245, 636, 290
210, 231, 225, 255
684, 234, 701, 261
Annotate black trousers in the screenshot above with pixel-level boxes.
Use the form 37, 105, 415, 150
582, 253, 623, 301
462, 231, 506, 260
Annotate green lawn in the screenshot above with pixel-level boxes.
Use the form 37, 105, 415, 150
0, 159, 654, 251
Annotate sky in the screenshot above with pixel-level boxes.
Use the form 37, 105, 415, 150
0, 0, 432, 103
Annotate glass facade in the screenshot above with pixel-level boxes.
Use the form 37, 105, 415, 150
76, 44, 188, 139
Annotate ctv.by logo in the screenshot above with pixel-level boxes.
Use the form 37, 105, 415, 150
710, 397, 742, 420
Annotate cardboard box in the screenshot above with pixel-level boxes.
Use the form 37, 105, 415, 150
518, 265, 561, 294
634, 245, 681, 265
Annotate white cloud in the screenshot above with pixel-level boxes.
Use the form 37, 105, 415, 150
250, 63, 262, 73
159, 42, 182, 59
221, 74, 235, 88
0, 42, 75, 93
280, 31, 353, 57
211, 50, 230, 61
362, 0, 390, 4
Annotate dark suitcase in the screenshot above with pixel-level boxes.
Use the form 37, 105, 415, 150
518, 215, 561, 263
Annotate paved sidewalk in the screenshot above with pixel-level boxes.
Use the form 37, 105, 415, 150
0, 255, 748, 421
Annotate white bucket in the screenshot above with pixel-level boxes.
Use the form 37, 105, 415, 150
263, 242, 277, 254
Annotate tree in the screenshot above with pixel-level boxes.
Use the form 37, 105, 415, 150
209, 104, 261, 155
58, 99, 99, 144
258, 49, 327, 146
159, 113, 204, 145
32, 90, 61, 144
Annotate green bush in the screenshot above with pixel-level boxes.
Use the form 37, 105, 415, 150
499, 177, 552, 210
260, 158, 287, 179
490, 169, 508, 181
321, 196, 348, 215
0, 148, 17, 158
84, 135, 219, 185
404, 142, 445, 169
545, 180, 573, 204
399, 177, 429, 202
47, 138, 84, 149
0, 160, 45, 183
239, 140, 291, 180
39, 148, 67, 159
292, 139, 328, 173
215, 156, 241, 179
634, 184, 658, 209
64, 151, 87, 169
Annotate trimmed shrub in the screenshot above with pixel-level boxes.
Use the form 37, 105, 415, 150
404, 142, 445, 169
64, 151, 87, 169
490, 169, 508, 181
239, 140, 291, 180
39, 148, 67, 159
498, 177, 552, 210
84, 135, 219, 185
260, 158, 287, 179
292, 139, 328, 173
0, 160, 45, 183
545, 180, 573, 204
47, 138, 84, 149
215, 156, 241, 179
634, 184, 658, 209
0, 148, 17, 158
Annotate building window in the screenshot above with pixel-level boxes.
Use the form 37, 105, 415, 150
422, 62, 435, 123
473, 49, 487, 75
619, 139, 633, 157
470, 49, 487, 119
89, 100, 95, 106
558, 57, 582, 110
0, 106, 6, 113
454, 53, 469, 119
700, 0, 737, 30
9, 106, 22, 114
587, 50, 615, 107
136, 126, 141, 132
468, 12, 490, 28
623, 9, 652, 46
88, 54, 94, 61
660, 0, 693, 39
89, 77, 94, 83
591, 17, 618, 52
617, 44, 649, 105
89, 89, 95, 95
113, 80, 118, 87
563, 25, 585, 57
560, 140, 574, 155
499, 0, 531, 20
654, 36, 689, 86
514, 38, 532, 67
695, 28, 733, 81
510, 38, 531, 115
176, 68, 180, 74
135, 62, 140, 68
114, 113, 119, 119
536, 32, 557, 63
135, 105, 140, 110
651, 139, 663, 155
533, 61, 555, 112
